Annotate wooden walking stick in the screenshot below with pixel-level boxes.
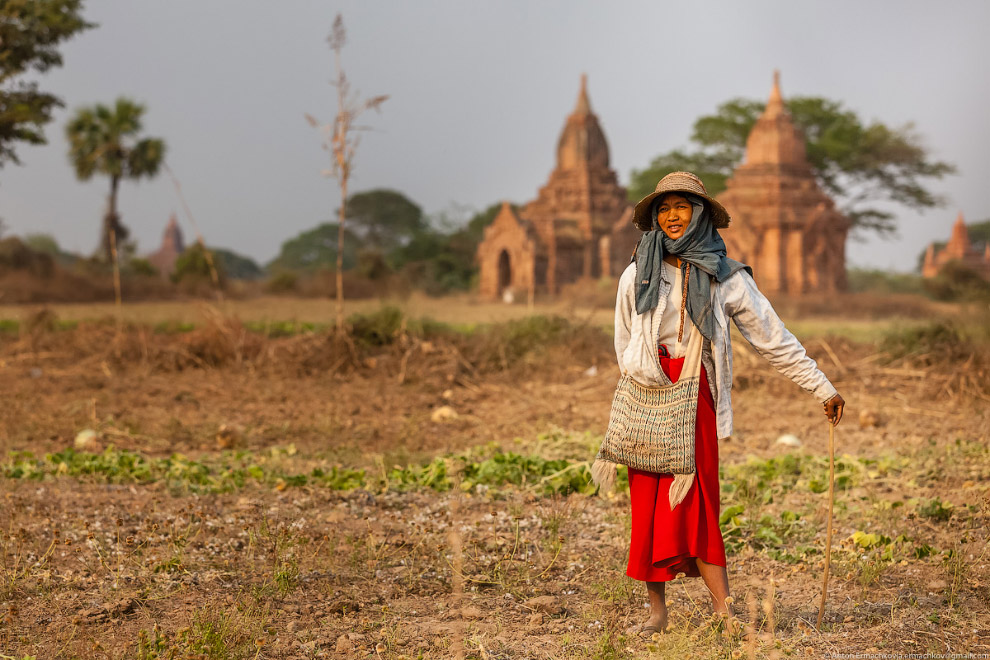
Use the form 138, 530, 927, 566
816, 420, 836, 630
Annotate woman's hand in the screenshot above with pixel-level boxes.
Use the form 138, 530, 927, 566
823, 393, 845, 426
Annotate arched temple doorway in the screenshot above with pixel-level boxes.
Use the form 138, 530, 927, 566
497, 249, 512, 296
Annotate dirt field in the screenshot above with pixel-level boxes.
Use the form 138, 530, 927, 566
1, 300, 988, 659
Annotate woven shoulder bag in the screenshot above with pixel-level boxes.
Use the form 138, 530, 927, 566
592, 322, 703, 509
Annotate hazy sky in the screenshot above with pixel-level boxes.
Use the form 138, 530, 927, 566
2, 0, 989, 272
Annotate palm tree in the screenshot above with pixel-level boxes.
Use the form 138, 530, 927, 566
66, 98, 165, 261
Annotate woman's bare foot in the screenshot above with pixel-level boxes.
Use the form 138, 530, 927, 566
641, 605, 668, 636
636, 581, 668, 638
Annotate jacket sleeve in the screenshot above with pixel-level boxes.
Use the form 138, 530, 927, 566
723, 270, 837, 403
614, 263, 636, 371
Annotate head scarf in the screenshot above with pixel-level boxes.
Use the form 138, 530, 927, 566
634, 193, 751, 342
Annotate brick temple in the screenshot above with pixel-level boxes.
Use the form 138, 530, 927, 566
922, 212, 990, 280
718, 72, 850, 293
476, 76, 639, 300
147, 213, 185, 278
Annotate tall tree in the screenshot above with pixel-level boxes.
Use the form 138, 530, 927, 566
0, 0, 93, 170
388, 201, 520, 293
24, 232, 78, 265
630, 97, 955, 236
211, 248, 263, 280
345, 189, 425, 259
267, 222, 360, 273
305, 13, 387, 331
65, 97, 165, 261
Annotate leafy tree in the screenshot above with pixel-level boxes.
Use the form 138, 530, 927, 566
66, 98, 166, 260
391, 227, 472, 293
173, 243, 224, 285
24, 232, 78, 265
212, 248, 263, 280
127, 257, 156, 277
345, 188, 426, 260
267, 222, 360, 273
390, 201, 519, 294
964, 219, 990, 246
630, 97, 955, 236
23, 232, 58, 254
0, 0, 94, 170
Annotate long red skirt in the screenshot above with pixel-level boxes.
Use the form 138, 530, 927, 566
626, 349, 726, 582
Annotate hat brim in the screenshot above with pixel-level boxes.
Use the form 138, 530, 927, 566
632, 189, 731, 232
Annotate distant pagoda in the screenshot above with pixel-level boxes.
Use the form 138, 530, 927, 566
147, 213, 185, 278
717, 72, 850, 294
922, 212, 990, 280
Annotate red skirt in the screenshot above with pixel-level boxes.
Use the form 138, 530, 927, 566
626, 349, 726, 582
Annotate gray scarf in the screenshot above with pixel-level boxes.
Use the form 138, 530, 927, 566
634, 194, 751, 342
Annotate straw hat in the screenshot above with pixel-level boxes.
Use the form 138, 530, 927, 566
632, 171, 731, 231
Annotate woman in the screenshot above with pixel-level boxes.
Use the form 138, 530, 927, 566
605, 171, 844, 636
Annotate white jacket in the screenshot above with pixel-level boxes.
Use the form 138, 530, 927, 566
614, 262, 837, 440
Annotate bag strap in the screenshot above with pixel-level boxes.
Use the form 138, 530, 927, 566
680, 320, 705, 381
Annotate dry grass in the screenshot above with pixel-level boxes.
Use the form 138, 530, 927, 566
0, 293, 614, 328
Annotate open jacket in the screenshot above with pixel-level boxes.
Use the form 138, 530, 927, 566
614, 262, 837, 440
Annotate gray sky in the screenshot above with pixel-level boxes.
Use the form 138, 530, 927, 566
2, 0, 989, 272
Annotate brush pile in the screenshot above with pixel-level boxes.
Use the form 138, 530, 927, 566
0, 306, 614, 384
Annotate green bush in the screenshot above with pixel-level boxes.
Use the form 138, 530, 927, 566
127, 257, 158, 277
348, 306, 405, 346
264, 271, 298, 293
923, 261, 990, 301
879, 321, 968, 362
0, 237, 54, 277
847, 268, 925, 295
172, 243, 224, 285
919, 497, 953, 521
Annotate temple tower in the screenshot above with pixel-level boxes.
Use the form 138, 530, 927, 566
148, 213, 185, 278
922, 211, 990, 280
477, 75, 636, 299
717, 72, 850, 294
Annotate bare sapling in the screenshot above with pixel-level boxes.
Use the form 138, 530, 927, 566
108, 223, 122, 328
305, 13, 387, 332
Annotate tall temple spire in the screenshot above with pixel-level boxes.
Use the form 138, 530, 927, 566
765, 69, 785, 118
946, 211, 970, 255
162, 212, 184, 253
147, 212, 186, 278
743, 71, 808, 167
556, 74, 609, 170
574, 73, 591, 115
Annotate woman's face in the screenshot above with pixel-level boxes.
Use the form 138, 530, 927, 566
656, 193, 693, 240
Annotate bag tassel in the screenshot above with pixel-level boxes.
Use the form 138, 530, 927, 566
590, 458, 618, 496
668, 473, 694, 509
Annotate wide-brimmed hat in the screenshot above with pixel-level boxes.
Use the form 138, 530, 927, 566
632, 171, 731, 231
